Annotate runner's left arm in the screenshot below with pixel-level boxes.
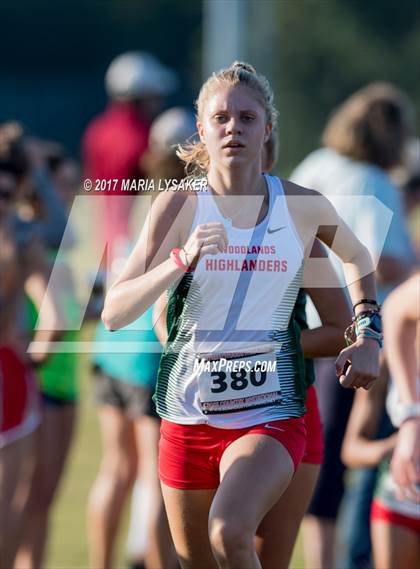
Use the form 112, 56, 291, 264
301, 239, 351, 358
309, 193, 380, 389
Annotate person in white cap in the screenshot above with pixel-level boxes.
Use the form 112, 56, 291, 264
141, 107, 197, 182
82, 51, 177, 265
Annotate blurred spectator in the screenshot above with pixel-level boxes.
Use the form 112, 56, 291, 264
142, 106, 196, 182
47, 148, 81, 210
82, 51, 177, 264
291, 82, 415, 569
0, 124, 61, 569
384, 273, 420, 503
2, 125, 69, 251
126, 109, 196, 569
342, 274, 420, 569
395, 139, 420, 257
14, 142, 81, 569
403, 173, 420, 220
403, 174, 420, 256
87, 107, 193, 569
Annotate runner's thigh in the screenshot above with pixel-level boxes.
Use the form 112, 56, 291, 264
372, 520, 420, 569
161, 483, 217, 569
210, 434, 295, 532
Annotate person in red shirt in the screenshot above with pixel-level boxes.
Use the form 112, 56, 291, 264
82, 51, 177, 262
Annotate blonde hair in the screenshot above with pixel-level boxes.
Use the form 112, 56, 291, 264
323, 82, 413, 169
177, 61, 278, 176
262, 127, 279, 172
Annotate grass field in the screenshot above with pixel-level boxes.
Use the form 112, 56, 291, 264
45, 326, 305, 569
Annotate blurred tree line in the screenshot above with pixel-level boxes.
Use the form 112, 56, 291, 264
271, 0, 419, 174
0, 0, 418, 171
0, 0, 202, 155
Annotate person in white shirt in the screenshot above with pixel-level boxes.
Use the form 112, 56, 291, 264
291, 82, 414, 569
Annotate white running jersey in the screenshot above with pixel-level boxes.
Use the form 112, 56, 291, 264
155, 175, 306, 427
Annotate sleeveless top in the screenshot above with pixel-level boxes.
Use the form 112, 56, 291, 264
293, 290, 315, 389
154, 175, 307, 428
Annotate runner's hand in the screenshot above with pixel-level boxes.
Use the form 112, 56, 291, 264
335, 337, 379, 390
182, 222, 228, 265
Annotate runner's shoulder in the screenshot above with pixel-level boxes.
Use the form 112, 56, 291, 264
281, 179, 334, 228
152, 185, 197, 213
150, 185, 198, 232
282, 179, 321, 198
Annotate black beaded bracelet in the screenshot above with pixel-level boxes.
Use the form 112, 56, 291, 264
352, 298, 380, 313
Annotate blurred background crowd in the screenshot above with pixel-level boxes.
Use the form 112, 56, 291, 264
0, 1, 419, 568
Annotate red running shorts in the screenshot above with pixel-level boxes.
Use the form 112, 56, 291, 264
371, 499, 420, 535
302, 384, 324, 465
0, 345, 40, 448
159, 416, 306, 490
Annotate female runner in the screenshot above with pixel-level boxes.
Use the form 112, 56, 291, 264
102, 62, 381, 569
153, 126, 351, 569
342, 273, 420, 569
153, 254, 351, 569
152, 129, 354, 569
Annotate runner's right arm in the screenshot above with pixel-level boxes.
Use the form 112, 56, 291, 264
102, 191, 228, 330
102, 191, 189, 330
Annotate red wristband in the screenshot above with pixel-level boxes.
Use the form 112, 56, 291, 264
170, 248, 195, 273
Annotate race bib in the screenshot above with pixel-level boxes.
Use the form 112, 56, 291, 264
196, 351, 281, 414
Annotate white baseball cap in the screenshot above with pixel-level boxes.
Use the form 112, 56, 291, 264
105, 51, 178, 100
149, 107, 197, 154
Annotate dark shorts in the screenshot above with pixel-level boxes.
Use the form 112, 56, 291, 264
307, 357, 355, 519
41, 392, 77, 408
93, 369, 158, 419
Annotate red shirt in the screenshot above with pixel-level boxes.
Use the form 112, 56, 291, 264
82, 102, 150, 259
83, 101, 150, 185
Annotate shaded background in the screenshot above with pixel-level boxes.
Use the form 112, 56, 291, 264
0, 0, 202, 155
1, 1, 418, 567
1, 0, 418, 172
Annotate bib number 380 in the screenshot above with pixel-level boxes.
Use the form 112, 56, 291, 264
197, 352, 280, 414
210, 368, 267, 393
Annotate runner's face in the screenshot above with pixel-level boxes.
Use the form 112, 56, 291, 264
197, 85, 271, 171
